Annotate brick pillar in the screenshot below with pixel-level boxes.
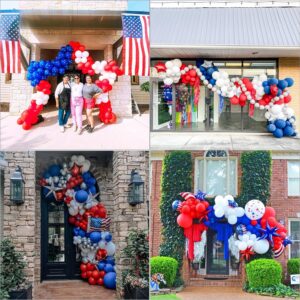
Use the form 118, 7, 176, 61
112, 151, 149, 299
3, 152, 36, 289
182, 255, 190, 285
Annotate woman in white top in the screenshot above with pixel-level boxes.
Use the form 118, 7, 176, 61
71, 75, 84, 135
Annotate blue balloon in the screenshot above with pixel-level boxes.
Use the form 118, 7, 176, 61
283, 126, 294, 136
275, 119, 286, 129
104, 264, 114, 273
172, 200, 181, 211
39, 60, 45, 67
267, 124, 276, 133
88, 177, 96, 185
277, 80, 288, 90
58, 68, 65, 74
103, 272, 116, 289
73, 227, 80, 235
241, 215, 250, 226
262, 81, 269, 87
268, 78, 278, 86
78, 229, 86, 237
276, 88, 282, 96
264, 86, 270, 94
285, 77, 294, 87
209, 78, 216, 86
52, 67, 58, 74
48, 164, 61, 176
88, 186, 96, 195
273, 128, 283, 138
37, 68, 44, 74
44, 70, 50, 76
105, 233, 112, 242
106, 256, 115, 266
206, 67, 215, 76
82, 172, 91, 180
90, 231, 102, 243
75, 190, 88, 203
97, 262, 105, 271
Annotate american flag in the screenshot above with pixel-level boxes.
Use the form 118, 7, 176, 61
0, 11, 21, 73
122, 14, 150, 76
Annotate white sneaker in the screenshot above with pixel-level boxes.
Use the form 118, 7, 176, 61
77, 128, 83, 135
73, 125, 77, 132
60, 126, 65, 133
64, 124, 71, 128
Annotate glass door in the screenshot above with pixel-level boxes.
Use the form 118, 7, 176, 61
41, 197, 81, 280
206, 228, 229, 275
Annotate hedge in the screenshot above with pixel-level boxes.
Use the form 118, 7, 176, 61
159, 151, 192, 286
287, 258, 300, 275
246, 258, 282, 288
151, 256, 178, 287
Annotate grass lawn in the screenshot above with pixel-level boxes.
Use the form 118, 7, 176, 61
150, 294, 181, 300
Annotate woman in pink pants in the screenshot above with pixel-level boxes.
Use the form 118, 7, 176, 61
71, 75, 84, 135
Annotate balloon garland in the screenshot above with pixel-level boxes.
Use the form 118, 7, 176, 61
172, 191, 292, 262
18, 41, 123, 130
154, 59, 296, 138
39, 155, 116, 289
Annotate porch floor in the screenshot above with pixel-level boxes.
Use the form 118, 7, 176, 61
0, 110, 149, 151
177, 286, 280, 300
34, 280, 117, 300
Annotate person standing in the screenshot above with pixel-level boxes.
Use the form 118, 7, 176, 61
82, 75, 102, 133
55, 75, 71, 133
71, 75, 84, 135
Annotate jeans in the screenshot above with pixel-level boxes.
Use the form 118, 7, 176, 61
58, 108, 71, 126
71, 97, 84, 129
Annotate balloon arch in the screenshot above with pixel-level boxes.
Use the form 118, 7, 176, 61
172, 192, 292, 262
154, 59, 296, 138
40, 155, 116, 289
18, 41, 123, 130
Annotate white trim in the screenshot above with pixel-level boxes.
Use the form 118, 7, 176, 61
288, 218, 300, 259
287, 161, 300, 196
272, 153, 300, 160
150, 45, 300, 50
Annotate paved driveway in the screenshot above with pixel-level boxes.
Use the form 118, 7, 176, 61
177, 286, 284, 300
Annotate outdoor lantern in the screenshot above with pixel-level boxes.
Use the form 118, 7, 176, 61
10, 166, 25, 204
128, 169, 144, 206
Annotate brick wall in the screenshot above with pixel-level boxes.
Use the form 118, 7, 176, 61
279, 58, 300, 131
112, 151, 149, 298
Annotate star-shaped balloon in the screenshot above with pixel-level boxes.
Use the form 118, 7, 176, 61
88, 191, 100, 203
259, 222, 281, 247
195, 190, 207, 200
44, 181, 63, 200
283, 237, 292, 247
240, 247, 254, 261
201, 60, 213, 68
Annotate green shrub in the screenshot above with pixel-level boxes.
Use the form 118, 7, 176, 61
246, 259, 282, 288
246, 283, 300, 298
287, 258, 300, 275
151, 256, 178, 287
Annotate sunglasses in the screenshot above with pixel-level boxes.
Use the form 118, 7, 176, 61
74, 77, 80, 79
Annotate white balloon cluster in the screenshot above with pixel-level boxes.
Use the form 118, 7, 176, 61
252, 74, 267, 101
92, 60, 117, 85
69, 155, 91, 173
75, 50, 89, 64
265, 104, 295, 122
32, 91, 49, 105
161, 59, 182, 85
214, 195, 245, 225
68, 199, 85, 216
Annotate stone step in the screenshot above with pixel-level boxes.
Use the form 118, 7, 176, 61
189, 276, 242, 287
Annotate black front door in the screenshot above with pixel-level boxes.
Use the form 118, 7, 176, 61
41, 194, 81, 280
206, 228, 229, 275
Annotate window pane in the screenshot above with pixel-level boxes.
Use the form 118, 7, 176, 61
291, 221, 300, 241
290, 241, 300, 259
197, 159, 204, 192
229, 159, 237, 196
288, 162, 300, 196
48, 226, 65, 262
288, 179, 300, 196
206, 160, 226, 195
288, 162, 300, 178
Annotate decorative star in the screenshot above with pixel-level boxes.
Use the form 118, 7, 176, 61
87, 191, 100, 203
201, 60, 213, 68
195, 190, 207, 200
283, 237, 292, 247
228, 200, 238, 208
259, 222, 281, 246
240, 247, 254, 261
44, 181, 63, 200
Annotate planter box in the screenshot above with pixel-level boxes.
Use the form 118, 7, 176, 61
9, 285, 32, 300
124, 286, 149, 300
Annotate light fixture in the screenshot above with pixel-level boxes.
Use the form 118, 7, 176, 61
128, 169, 144, 206
10, 166, 25, 204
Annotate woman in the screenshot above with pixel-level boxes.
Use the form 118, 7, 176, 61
82, 75, 102, 133
71, 75, 84, 135
55, 75, 71, 133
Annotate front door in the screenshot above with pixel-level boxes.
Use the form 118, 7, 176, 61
41, 195, 81, 280
206, 228, 229, 275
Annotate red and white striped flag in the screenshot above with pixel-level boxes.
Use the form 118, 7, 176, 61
0, 11, 21, 73
122, 14, 150, 76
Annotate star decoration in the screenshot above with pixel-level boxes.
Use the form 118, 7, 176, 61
87, 191, 100, 203
259, 222, 281, 247
44, 181, 63, 200
283, 237, 292, 247
195, 190, 207, 200
201, 60, 213, 68
240, 247, 254, 261
228, 200, 238, 207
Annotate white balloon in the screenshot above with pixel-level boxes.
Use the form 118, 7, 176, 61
82, 51, 89, 58
215, 208, 224, 218
245, 200, 265, 220
172, 59, 182, 68
228, 215, 237, 225
212, 71, 220, 80
253, 239, 269, 254
75, 57, 81, 64
165, 61, 174, 69
164, 78, 173, 85
238, 241, 247, 251
81, 160, 91, 173
105, 242, 116, 256
75, 50, 82, 57
236, 207, 245, 217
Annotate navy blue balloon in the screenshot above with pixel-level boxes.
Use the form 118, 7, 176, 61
106, 256, 115, 266
105, 233, 112, 242
37, 68, 44, 74
90, 231, 102, 243
268, 78, 278, 85
88, 185, 96, 195
241, 215, 250, 226
73, 227, 80, 235
172, 200, 181, 211
264, 86, 270, 94
285, 77, 294, 87
209, 79, 216, 85
275, 119, 286, 129
75, 190, 89, 203
206, 67, 215, 76
273, 128, 283, 138
98, 262, 105, 271
89, 177, 96, 185
44, 70, 50, 76
276, 88, 282, 96
52, 67, 58, 74
48, 164, 61, 176
103, 272, 116, 289
277, 79, 288, 90
283, 126, 294, 136
104, 264, 114, 273
78, 229, 86, 237
267, 123, 276, 132
58, 68, 65, 74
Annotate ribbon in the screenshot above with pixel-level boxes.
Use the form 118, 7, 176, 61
194, 76, 200, 105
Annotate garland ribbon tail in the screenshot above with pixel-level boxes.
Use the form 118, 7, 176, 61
249, 103, 255, 117
194, 76, 200, 106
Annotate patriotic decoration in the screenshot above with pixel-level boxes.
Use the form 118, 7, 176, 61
122, 14, 150, 76
172, 191, 291, 262
154, 59, 296, 138
0, 11, 21, 73
39, 155, 116, 289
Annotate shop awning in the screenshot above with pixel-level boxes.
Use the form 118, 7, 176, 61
150, 7, 300, 58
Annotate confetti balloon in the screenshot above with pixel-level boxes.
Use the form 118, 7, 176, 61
245, 199, 266, 220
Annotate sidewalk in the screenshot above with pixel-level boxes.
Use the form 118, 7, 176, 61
0, 111, 149, 150
150, 132, 300, 151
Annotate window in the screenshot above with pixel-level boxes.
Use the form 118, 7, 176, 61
289, 219, 300, 259
195, 150, 237, 196
288, 161, 300, 196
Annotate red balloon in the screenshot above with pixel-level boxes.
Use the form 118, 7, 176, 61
81, 272, 87, 279
71, 163, 80, 176
88, 277, 96, 285
79, 45, 86, 52
267, 216, 277, 227
80, 264, 87, 272
17, 117, 24, 125
97, 278, 104, 285
196, 203, 205, 213
177, 213, 193, 229
86, 271, 92, 278
92, 270, 100, 279
250, 220, 257, 226
239, 93, 247, 102
284, 95, 292, 103
270, 85, 278, 96
155, 62, 166, 73
87, 263, 95, 271
22, 122, 31, 130
263, 207, 276, 219
230, 96, 239, 105
189, 70, 197, 77
181, 205, 191, 215
99, 271, 106, 278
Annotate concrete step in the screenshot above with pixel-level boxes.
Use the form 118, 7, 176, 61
189, 275, 242, 287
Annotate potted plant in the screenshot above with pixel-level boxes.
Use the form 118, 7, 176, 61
122, 230, 149, 300
0, 239, 32, 300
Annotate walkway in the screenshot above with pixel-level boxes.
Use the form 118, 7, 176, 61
34, 280, 116, 300
151, 132, 300, 151
0, 111, 149, 150
177, 286, 283, 300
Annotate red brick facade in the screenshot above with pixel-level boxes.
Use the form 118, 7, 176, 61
150, 151, 300, 286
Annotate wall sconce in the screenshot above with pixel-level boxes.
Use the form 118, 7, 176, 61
128, 169, 144, 206
10, 166, 25, 204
